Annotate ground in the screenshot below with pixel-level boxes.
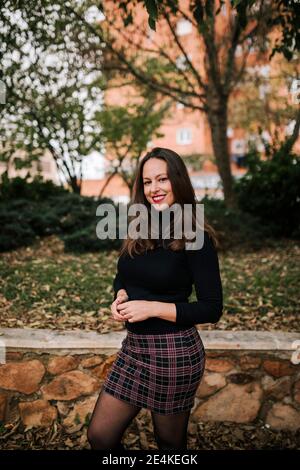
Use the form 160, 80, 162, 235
0, 235, 298, 332
0, 409, 299, 450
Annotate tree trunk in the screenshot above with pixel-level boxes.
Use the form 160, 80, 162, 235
71, 176, 81, 194
281, 108, 300, 155
206, 100, 237, 209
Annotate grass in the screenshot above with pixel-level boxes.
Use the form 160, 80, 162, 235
218, 239, 299, 331
0, 235, 299, 332
0, 236, 119, 333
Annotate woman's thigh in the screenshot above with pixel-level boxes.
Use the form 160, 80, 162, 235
87, 389, 142, 449
151, 409, 191, 450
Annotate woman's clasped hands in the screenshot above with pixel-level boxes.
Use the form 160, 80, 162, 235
111, 289, 155, 323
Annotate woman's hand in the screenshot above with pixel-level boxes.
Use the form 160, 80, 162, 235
116, 300, 155, 323
111, 289, 129, 322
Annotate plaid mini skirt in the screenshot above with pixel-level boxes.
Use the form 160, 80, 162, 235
102, 326, 206, 415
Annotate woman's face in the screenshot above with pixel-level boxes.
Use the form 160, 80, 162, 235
142, 158, 175, 210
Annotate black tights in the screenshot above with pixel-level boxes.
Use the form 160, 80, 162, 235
87, 389, 190, 450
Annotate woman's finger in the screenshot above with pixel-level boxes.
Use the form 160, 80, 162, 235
116, 293, 128, 304
113, 311, 126, 321
117, 303, 127, 312
111, 300, 126, 321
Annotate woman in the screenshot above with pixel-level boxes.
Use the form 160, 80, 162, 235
87, 147, 223, 451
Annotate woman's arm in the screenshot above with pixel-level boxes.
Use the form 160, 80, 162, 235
152, 302, 177, 322
152, 231, 223, 326
113, 271, 127, 300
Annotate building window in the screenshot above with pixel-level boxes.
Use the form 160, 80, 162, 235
176, 128, 192, 145
246, 37, 256, 53
227, 127, 234, 138
176, 53, 192, 71
235, 45, 243, 57
231, 139, 246, 155
258, 65, 270, 78
259, 83, 271, 99
285, 120, 296, 136
0, 80, 6, 104
290, 79, 300, 104
176, 19, 192, 36
221, 4, 227, 16
231, 139, 247, 168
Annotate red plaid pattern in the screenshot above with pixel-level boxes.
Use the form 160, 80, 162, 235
102, 326, 206, 415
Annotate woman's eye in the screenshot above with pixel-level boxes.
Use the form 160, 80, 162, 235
144, 178, 167, 185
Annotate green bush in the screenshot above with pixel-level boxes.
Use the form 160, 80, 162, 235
63, 224, 122, 253
234, 147, 300, 238
201, 196, 273, 250
0, 172, 69, 201
51, 193, 104, 233
0, 221, 36, 251
0, 175, 119, 252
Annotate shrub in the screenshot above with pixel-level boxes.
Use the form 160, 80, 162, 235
62, 224, 122, 253
0, 172, 68, 201
0, 175, 118, 252
201, 196, 273, 250
234, 147, 300, 238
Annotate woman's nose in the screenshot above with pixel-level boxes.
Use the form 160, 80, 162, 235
151, 181, 159, 193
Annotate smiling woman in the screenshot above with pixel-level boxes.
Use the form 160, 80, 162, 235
87, 147, 223, 451
142, 159, 175, 210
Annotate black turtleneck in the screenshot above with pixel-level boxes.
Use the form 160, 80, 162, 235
113, 208, 223, 334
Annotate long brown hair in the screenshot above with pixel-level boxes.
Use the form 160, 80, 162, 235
118, 147, 219, 258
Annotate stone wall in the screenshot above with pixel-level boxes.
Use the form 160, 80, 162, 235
0, 328, 299, 433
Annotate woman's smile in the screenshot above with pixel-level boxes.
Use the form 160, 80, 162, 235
152, 194, 166, 203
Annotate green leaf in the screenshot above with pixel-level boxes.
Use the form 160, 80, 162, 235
148, 16, 156, 31
193, 1, 204, 24
145, 0, 158, 20
124, 12, 133, 26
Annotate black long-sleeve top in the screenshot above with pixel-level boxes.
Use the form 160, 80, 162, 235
112, 228, 223, 334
